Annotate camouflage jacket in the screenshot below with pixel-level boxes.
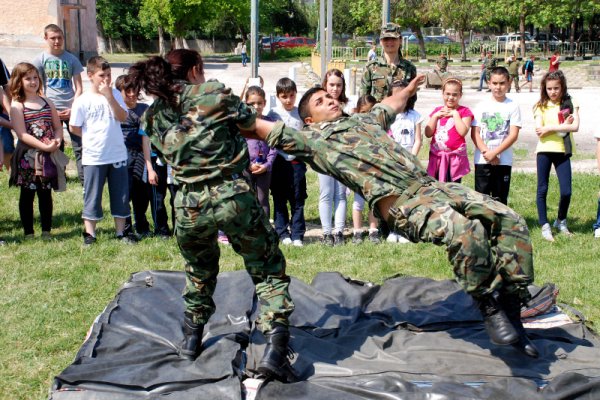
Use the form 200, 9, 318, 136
437, 57, 448, 72
265, 104, 430, 211
484, 57, 498, 72
140, 80, 255, 184
360, 56, 417, 102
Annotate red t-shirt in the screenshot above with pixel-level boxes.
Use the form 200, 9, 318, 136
549, 55, 560, 72
429, 105, 474, 151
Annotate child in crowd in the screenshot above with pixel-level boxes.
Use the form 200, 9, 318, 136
8, 63, 63, 238
244, 86, 277, 217
534, 70, 580, 241
387, 80, 422, 243
350, 94, 380, 244
520, 56, 535, 92
69, 56, 134, 245
115, 74, 153, 238
425, 77, 473, 183
1, 80, 14, 171
319, 69, 348, 246
267, 78, 307, 246
471, 67, 521, 205
594, 131, 600, 239
33, 24, 84, 183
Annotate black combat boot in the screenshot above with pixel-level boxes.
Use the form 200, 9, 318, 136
179, 313, 203, 360
477, 293, 519, 346
498, 293, 540, 358
257, 324, 298, 383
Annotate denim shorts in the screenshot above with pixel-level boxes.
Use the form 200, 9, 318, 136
82, 161, 131, 220
0, 113, 14, 153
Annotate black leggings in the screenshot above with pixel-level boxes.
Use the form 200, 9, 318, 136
19, 187, 53, 235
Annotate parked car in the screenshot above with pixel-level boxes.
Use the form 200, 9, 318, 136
276, 37, 316, 49
496, 33, 537, 51
534, 32, 562, 50
406, 34, 433, 43
261, 36, 286, 50
428, 35, 455, 44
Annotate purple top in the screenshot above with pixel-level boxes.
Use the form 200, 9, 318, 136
245, 115, 277, 171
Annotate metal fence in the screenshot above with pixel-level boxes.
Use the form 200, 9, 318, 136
329, 42, 600, 61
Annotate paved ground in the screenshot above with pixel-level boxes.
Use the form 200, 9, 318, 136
91, 59, 599, 173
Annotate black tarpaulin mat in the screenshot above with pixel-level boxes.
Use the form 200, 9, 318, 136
51, 270, 600, 400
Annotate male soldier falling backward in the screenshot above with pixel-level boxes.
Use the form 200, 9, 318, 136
127, 52, 297, 383
242, 74, 540, 359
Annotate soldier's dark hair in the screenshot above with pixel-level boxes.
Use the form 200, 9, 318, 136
275, 77, 297, 96
166, 49, 204, 80
322, 68, 348, 104
245, 86, 266, 102
490, 66, 510, 81
355, 94, 377, 113
388, 80, 417, 111
298, 87, 325, 122
128, 56, 179, 107
87, 56, 110, 74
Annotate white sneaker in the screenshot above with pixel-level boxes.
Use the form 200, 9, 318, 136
386, 233, 399, 243
292, 239, 304, 247
397, 234, 411, 244
594, 228, 600, 239
541, 223, 554, 242
281, 237, 292, 245
553, 219, 573, 236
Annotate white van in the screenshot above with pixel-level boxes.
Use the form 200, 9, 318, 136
496, 33, 537, 52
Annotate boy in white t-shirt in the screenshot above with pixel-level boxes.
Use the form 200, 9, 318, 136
70, 56, 134, 245
471, 66, 521, 205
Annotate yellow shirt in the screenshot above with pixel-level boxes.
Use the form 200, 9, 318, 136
533, 98, 579, 154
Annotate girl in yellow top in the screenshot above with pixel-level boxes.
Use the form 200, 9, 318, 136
534, 71, 580, 241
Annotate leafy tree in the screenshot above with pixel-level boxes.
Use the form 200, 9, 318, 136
392, 0, 431, 59
430, 0, 485, 60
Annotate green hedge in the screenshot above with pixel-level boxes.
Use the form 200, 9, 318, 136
260, 46, 313, 61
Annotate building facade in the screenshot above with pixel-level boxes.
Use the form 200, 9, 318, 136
0, 0, 98, 67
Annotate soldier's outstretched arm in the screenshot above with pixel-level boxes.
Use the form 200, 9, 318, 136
381, 74, 426, 114
239, 118, 278, 141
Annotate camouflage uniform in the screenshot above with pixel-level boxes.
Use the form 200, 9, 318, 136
141, 80, 294, 330
360, 56, 417, 102
485, 56, 498, 82
265, 104, 534, 301
437, 56, 448, 73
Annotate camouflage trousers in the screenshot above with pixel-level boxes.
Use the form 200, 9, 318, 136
176, 177, 294, 331
387, 181, 534, 302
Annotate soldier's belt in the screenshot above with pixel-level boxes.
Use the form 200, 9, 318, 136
182, 173, 242, 191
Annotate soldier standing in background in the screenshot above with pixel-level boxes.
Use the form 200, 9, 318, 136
436, 53, 448, 73
485, 51, 498, 92
360, 23, 417, 101
127, 50, 297, 383
245, 74, 540, 360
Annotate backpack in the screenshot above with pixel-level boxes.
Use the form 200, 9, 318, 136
521, 63, 526, 74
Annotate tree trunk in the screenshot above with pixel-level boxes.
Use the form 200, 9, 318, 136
519, 13, 526, 59
410, 25, 426, 59
96, 19, 107, 54
569, 17, 576, 57
459, 30, 466, 61
158, 26, 166, 57
109, 37, 114, 54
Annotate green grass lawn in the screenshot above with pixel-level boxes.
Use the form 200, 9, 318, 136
0, 169, 599, 399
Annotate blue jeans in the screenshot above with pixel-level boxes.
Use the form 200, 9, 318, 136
478, 70, 487, 90
271, 156, 307, 241
594, 193, 600, 230
241, 52, 248, 66
536, 152, 571, 226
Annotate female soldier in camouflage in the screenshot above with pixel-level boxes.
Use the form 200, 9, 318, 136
127, 50, 296, 382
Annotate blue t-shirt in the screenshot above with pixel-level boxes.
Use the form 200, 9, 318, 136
121, 103, 149, 151
33, 51, 84, 110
